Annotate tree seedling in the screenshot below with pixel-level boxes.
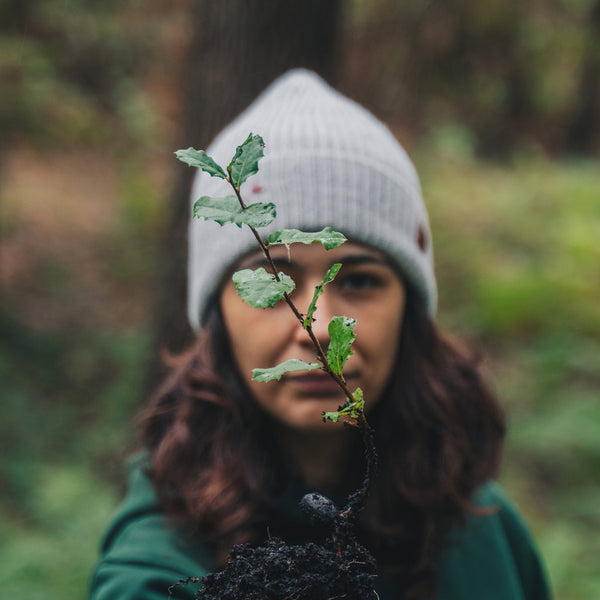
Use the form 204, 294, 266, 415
174, 134, 379, 598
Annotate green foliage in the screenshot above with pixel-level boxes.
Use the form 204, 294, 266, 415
323, 388, 364, 423
178, 135, 358, 402
228, 133, 265, 188
0, 465, 118, 600
419, 153, 600, 338
304, 263, 342, 328
232, 268, 295, 308
347, 0, 600, 156
193, 196, 277, 228
176, 134, 265, 190
0, 0, 154, 149
0, 312, 149, 600
175, 148, 227, 179
253, 359, 321, 382
267, 227, 347, 250
326, 317, 357, 377
418, 151, 600, 599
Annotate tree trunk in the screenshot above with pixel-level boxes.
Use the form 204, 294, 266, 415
564, 0, 600, 155
143, 0, 342, 398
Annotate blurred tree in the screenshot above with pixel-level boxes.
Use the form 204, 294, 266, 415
565, 0, 600, 155
143, 0, 342, 395
341, 0, 600, 158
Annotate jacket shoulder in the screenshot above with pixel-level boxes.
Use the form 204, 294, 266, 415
436, 482, 552, 600
477, 483, 551, 599
88, 455, 213, 600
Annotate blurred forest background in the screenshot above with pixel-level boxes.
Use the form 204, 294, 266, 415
1, 0, 599, 598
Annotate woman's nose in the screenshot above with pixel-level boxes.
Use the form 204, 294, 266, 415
310, 301, 333, 344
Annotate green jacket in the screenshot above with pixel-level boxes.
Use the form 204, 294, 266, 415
89, 457, 551, 600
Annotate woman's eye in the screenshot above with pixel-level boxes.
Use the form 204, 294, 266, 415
338, 273, 382, 291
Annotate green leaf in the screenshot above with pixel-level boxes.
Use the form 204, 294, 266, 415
323, 388, 364, 423
193, 196, 276, 228
193, 195, 239, 225
303, 263, 342, 328
232, 268, 295, 308
241, 202, 277, 227
228, 133, 265, 189
252, 359, 321, 382
353, 387, 364, 402
322, 409, 341, 423
327, 316, 356, 376
267, 227, 347, 250
175, 148, 227, 179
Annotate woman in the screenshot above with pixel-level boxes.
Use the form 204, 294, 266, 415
89, 70, 551, 599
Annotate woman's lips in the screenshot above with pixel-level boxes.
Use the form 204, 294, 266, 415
283, 371, 357, 395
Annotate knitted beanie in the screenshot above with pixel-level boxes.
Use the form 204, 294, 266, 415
188, 69, 436, 331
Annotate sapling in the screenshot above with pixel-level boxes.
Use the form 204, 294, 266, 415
172, 134, 379, 599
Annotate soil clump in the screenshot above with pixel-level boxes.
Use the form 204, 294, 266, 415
195, 537, 378, 600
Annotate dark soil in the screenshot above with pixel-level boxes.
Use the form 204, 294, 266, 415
195, 537, 378, 600
173, 427, 381, 600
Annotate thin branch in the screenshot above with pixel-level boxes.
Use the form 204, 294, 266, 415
227, 158, 378, 556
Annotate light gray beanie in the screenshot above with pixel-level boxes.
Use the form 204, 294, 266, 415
188, 69, 436, 331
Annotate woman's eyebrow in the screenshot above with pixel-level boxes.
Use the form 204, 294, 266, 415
338, 254, 392, 268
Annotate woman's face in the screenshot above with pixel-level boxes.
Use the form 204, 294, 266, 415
220, 241, 406, 433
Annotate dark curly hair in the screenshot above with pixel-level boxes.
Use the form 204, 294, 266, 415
139, 286, 505, 598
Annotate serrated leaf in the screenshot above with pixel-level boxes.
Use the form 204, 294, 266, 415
232, 268, 295, 308
193, 196, 276, 228
228, 133, 265, 189
267, 227, 347, 250
303, 263, 342, 328
193, 195, 239, 225
175, 148, 227, 179
241, 202, 277, 227
327, 316, 356, 376
323, 388, 364, 423
252, 359, 321, 382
